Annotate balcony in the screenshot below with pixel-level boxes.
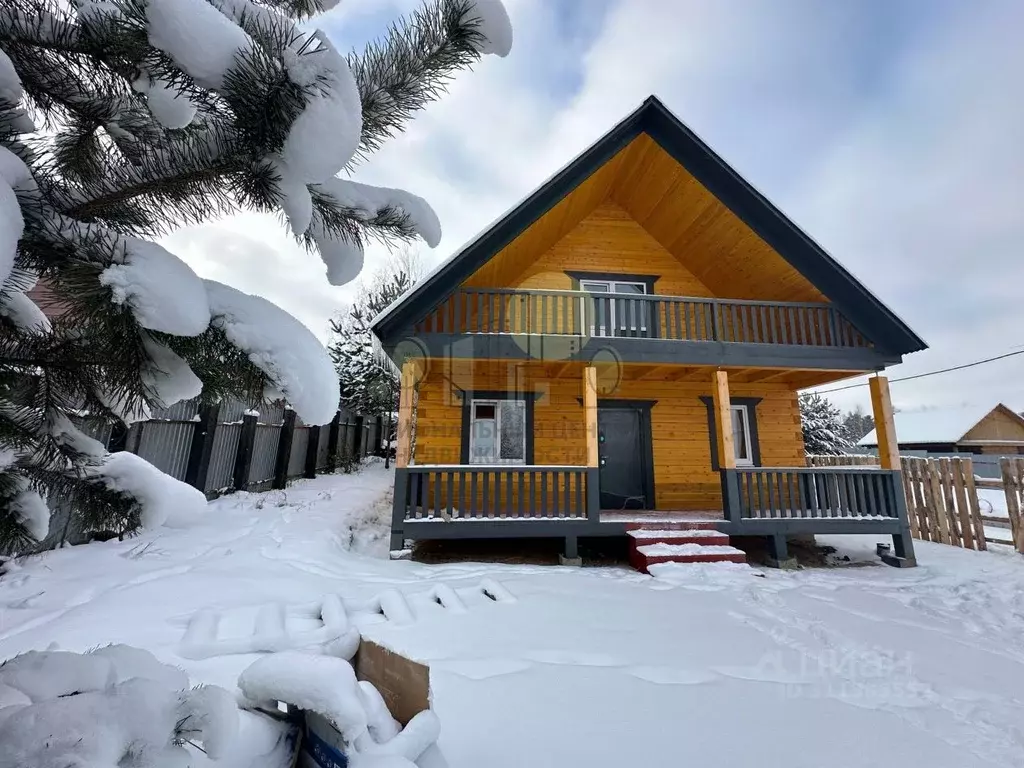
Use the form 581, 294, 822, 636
409, 288, 896, 369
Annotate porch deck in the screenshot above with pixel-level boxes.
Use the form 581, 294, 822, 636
390, 463, 915, 561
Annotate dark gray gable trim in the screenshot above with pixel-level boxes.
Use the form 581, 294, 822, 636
699, 396, 763, 471
457, 390, 539, 464
565, 271, 660, 294
373, 96, 925, 357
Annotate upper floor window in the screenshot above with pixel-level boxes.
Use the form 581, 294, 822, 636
579, 280, 648, 337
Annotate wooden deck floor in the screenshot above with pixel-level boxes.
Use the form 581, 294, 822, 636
599, 510, 726, 523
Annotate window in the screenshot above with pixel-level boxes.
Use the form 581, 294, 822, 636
579, 280, 648, 337
731, 405, 753, 466
469, 399, 526, 465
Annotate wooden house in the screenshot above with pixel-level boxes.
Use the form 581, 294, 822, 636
371, 96, 926, 569
859, 403, 1024, 456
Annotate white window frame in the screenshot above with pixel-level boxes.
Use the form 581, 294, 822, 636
731, 404, 754, 467
579, 280, 648, 337
468, 398, 527, 466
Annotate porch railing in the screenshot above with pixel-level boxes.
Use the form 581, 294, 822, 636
416, 288, 868, 349
393, 465, 599, 522
721, 466, 904, 521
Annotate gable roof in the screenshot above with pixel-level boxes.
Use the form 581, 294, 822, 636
372, 95, 926, 355
859, 403, 1024, 446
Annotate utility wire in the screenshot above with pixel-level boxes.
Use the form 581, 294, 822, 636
815, 348, 1024, 394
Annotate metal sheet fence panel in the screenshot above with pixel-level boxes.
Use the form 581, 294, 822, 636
316, 426, 331, 470
150, 399, 199, 422
219, 399, 248, 424
73, 418, 113, 448
288, 426, 309, 477
205, 423, 242, 494
248, 424, 282, 490
259, 402, 287, 426
134, 421, 194, 480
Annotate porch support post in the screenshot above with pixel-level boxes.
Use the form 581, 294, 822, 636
711, 370, 735, 469
395, 360, 418, 469
870, 375, 916, 566
869, 375, 900, 470
584, 366, 599, 468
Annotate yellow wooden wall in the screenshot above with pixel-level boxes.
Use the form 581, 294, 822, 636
464, 201, 716, 296
412, 361, 805, 511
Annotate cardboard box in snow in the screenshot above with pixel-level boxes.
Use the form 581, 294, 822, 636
299, 639, 431, 768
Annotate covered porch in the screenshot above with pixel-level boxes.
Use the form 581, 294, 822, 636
389, 362, 915, 565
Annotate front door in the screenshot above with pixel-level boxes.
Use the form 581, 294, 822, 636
597, 407, 650, 510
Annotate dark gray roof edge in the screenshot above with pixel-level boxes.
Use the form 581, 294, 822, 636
373, 95, 927, 356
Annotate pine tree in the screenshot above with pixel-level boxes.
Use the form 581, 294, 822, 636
799, 392, 853, 456
842, 406, 874, 443
0, 0, 512, 552
329, 250, 419, 418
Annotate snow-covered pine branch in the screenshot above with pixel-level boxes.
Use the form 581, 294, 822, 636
0, 0, 514, 551
799, 392, 854, 456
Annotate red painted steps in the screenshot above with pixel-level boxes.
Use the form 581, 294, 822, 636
626, 522, 746, 572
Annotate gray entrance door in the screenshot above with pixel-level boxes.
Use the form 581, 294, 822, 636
597, 407, 649, 509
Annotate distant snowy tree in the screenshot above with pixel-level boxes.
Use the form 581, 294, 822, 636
842, 406, 874, 443
0, 1, 513, 551
329, 248, 421, 418
799, 392, 853, 456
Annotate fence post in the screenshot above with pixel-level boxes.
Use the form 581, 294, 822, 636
374, 416, 384, 457
184, 403, 221, 493
353, 415, 365, 460
326, 411, 341, 470
273, 409, 297, 490
304, 425, 320, 479
391, 468, 408, 551
233, 410, 258, 491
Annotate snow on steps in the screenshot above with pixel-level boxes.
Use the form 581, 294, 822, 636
180, 579, 515, 660
627, 522, 747, 572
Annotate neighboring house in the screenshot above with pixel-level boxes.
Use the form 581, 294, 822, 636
371, 96, 927, 568
859, 404, 1024, 456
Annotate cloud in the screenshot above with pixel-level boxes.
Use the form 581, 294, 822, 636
168, 0, 1024, 417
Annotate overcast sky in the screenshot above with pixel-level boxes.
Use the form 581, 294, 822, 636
166, 0, 1024, 417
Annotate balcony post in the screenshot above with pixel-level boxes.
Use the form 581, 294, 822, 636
711, 369, 735, 469
395, 360, 419, 469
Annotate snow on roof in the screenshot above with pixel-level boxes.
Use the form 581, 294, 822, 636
858, 403, 1008, 446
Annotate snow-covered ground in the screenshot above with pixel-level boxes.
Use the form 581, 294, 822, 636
2, 462, 1024, 767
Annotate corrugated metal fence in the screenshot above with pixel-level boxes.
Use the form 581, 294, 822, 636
41, 400, 385, 550
113, 399, 383, 497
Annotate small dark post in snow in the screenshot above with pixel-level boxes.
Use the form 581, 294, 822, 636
233, 410, 258, 491
273, 409, 297, 490
184, 403, 222, 494
326, 411, 341, 470
352, 415, 365, 460
304, 425, 320, 479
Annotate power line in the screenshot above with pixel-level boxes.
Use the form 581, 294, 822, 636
815, 348, 1024, 394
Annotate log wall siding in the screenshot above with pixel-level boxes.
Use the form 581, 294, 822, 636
413, 362, 805, 511
467, 202, 717, 298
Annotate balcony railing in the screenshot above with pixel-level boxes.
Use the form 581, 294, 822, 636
415, 288, 868, 348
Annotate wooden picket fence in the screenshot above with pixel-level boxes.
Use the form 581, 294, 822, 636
808, 454, 1024, 554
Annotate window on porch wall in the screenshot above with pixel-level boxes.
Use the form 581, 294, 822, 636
469, 399, 526, 464
731, 405, 753, 466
